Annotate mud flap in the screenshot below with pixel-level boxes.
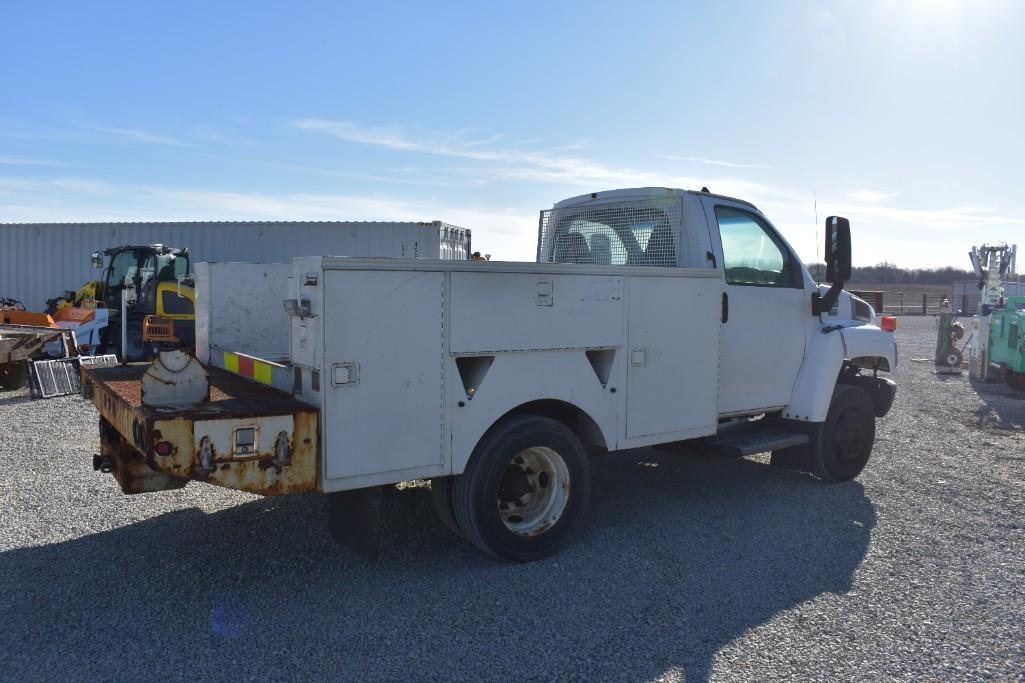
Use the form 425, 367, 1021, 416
326, 487, 383, 561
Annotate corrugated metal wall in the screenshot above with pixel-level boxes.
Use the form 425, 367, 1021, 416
952, 279, 1025, 313
0, 221, 470, 309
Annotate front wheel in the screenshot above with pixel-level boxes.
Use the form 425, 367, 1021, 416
812, 385, 876, 482
451, 414, 591, 562
107, 323, 146, 362
771, 384, 876, 482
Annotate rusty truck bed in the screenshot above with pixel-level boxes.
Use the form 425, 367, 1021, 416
84, 364, 318, 496
86, 364, 312, 418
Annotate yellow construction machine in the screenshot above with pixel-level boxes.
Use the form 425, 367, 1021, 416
48, 244, 196, 361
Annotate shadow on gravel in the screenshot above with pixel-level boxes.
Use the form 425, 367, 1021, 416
970, 377, 1025, 431
0, 392, 32, 406
0, 450, 875, 682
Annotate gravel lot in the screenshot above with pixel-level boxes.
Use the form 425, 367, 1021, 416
2, 315, 1024, 682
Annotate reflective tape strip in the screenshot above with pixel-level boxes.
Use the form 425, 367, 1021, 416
253, 362, 272, 385
223, 351, 273, 385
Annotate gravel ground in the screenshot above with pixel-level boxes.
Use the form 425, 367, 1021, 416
2, 315, 1024, 682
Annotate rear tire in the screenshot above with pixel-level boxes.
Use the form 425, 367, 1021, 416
430, 477, 463, 538
0, 361, 29, 390
451, 414, 590, 562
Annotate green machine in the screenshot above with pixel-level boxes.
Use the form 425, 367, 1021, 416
966, 242, 1025, 389
983, 296, 1025, 391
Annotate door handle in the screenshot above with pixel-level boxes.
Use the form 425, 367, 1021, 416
706, 250, 717, 268
721, 292, 729, 324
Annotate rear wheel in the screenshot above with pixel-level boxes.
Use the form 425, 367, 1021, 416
943, 348, 963, 368
1005, 371, 1025, 392
0, 361, 29, 390
451, 414, 590, 562
430, 477, 463, 538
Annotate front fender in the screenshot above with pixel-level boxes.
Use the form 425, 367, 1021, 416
785, 323, 897, 422
841, 323, 898, 372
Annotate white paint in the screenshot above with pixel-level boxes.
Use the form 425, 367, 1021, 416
194, 262, 292, 364
320, 269, 445, 480
194, 414, 294, 460
140, 350, 209, 407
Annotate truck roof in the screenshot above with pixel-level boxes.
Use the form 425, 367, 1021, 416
551, 187, 758, 211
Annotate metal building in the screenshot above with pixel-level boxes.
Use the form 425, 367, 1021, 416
0, 221, 471, 309
952, 279, 1025, 314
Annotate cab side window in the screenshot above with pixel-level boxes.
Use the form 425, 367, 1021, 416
714, 206, 799, 287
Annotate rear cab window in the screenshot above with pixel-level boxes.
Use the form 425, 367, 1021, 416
541, 199, 682, 267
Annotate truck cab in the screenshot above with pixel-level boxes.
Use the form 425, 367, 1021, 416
538, 187, 896, 423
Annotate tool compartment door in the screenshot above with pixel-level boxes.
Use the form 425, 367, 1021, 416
626, 274, 721, 439
321, 269, 445, 481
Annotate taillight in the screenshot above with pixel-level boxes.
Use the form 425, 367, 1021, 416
154, 441, 174, 456
881, 316, 897, 332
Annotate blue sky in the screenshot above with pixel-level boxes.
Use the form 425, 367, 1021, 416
1, 0, 1022, 267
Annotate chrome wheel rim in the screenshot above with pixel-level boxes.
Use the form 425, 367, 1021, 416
497, 447, 570, 537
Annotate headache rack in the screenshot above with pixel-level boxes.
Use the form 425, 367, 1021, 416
537, 197, 682, 268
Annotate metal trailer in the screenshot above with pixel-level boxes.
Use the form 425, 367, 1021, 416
0, 220, 470, 311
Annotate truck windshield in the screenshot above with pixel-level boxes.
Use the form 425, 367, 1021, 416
541, 203, 679, 267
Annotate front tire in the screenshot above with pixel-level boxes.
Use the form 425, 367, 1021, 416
451, 414, 590, 562
771, 385, 876, 482
812, 385, 876, 482
107, 323, 146, 362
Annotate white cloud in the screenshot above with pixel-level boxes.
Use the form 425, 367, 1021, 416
0, 177, 541, 261
291, 118, 665, 189
846, 188, 898, 203
96, 127, 193, 147
0, 156, 68, 167
660, 155, 777, 170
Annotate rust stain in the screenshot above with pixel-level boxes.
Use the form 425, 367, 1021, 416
86, 365, 319, 496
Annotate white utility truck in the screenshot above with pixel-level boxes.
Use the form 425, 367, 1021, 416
82, 188, 898, 562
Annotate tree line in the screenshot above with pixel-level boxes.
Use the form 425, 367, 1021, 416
805, 261, 986, 286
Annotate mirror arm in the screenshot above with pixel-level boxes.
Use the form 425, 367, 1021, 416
813, 280, 844, 316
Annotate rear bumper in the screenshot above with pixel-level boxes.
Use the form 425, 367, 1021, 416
85, 365, 318, 495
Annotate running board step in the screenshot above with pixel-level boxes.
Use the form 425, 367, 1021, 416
706, 428, 809, 457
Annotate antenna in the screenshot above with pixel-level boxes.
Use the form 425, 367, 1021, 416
813, 190, 819, 284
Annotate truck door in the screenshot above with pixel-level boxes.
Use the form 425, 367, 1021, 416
701, 198, 808, 415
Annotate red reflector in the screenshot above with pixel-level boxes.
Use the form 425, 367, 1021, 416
154, 441, 174, 456
881, 316, 898, 332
